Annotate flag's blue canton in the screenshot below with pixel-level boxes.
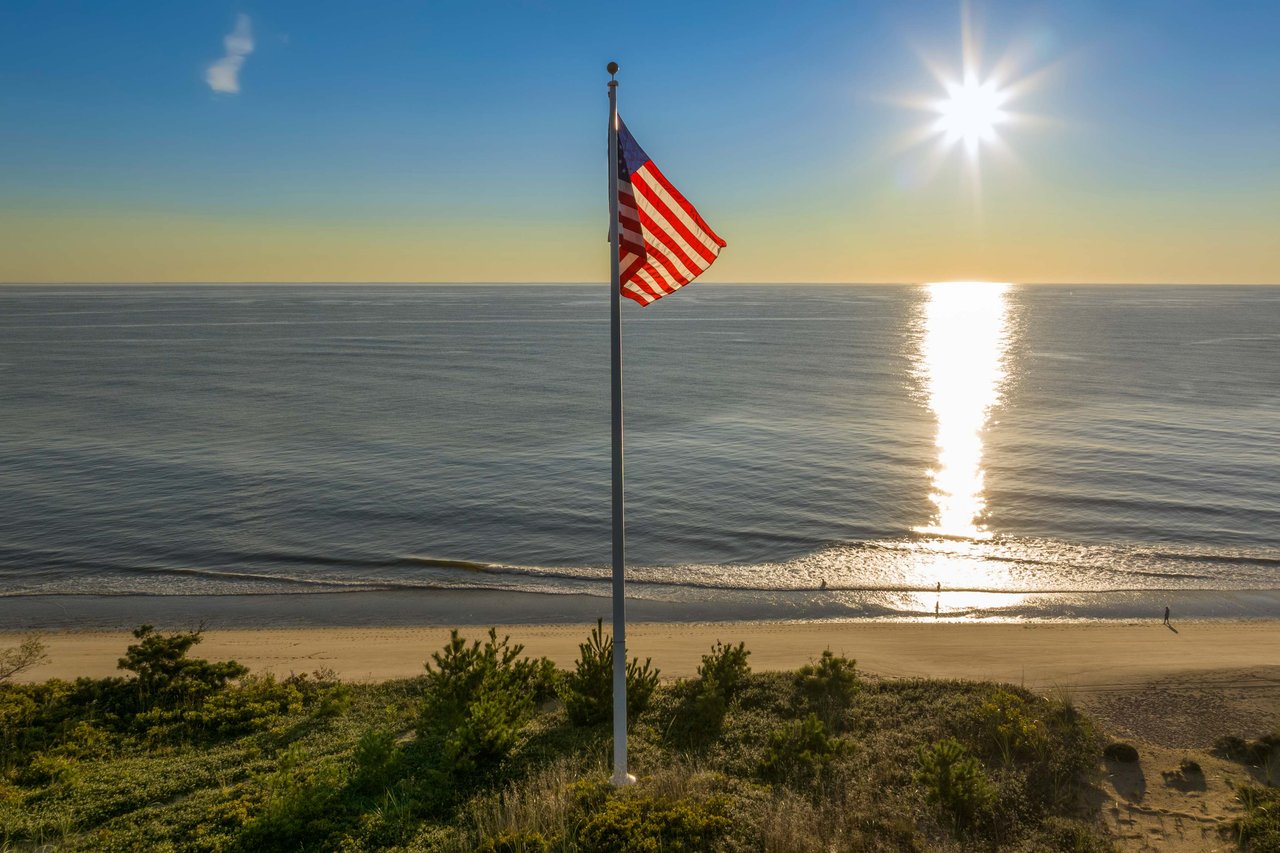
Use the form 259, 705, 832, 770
617, 121, 651, 177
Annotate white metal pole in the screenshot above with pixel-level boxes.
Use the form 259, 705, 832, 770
606, 61, 634, 787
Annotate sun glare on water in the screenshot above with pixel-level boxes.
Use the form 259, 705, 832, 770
913, 281, 1014, 540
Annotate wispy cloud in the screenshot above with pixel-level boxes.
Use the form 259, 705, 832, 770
205, 14, 254, 94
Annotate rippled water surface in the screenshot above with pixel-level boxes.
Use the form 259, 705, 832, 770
1, 284, 1277, 620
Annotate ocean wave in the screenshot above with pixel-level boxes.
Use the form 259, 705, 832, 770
4, 534, 1275, 599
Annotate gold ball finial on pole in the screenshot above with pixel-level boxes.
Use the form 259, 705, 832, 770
607, 61, 619, 80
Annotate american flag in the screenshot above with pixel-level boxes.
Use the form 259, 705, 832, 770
616, 118, 725, 305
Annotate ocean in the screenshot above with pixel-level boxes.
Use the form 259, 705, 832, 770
1, 284, 1277, 627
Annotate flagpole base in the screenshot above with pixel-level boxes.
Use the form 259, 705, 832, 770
610, 771, 637, 787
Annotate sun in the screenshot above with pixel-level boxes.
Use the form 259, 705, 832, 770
885, 2, 1055, 183
935, 74, 1008, 156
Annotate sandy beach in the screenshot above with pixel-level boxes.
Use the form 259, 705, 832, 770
11, 619, 1279, 745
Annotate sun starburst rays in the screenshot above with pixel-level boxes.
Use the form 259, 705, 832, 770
880, 5, 1055, 194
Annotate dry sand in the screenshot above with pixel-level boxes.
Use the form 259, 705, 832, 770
11, 619, 1280, 746
9, 619, 1277, 694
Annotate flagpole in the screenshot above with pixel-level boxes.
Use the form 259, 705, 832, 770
606, 60, 635, 788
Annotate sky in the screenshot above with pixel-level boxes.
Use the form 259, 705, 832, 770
1, 0, 1278, 284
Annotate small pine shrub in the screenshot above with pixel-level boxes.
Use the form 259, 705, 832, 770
576, 792, 732, 853
760, 712, 846, 784
445, 685, 534, 774
679, 640, 752, 735
795, 650, 858, 726
351, 728, 400, 794
626, 656, 659, 718
689, 675, 729, 735
915, 737, 995, 836
698, 641, 750, 700
420, 628, 554, 774
561, 619, 659, 726
118, 625, 249, 711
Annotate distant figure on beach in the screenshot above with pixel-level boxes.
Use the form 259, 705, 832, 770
1163, 606, 1171, 626
936, 581, 941, 593
819, 579, 827, 590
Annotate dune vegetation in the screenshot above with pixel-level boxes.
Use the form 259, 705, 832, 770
0, 624, 1272, 851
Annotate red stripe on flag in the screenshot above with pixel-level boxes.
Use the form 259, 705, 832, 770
631, 172, 719, 265
634, 207, 703, 280
640, 162, 727, 247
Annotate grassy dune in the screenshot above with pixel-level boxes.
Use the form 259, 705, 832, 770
1, 627, 1275, 851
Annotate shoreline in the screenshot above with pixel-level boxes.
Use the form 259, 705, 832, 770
3, 587, 1278, 632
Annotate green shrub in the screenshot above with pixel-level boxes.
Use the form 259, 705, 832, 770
1021, 816, 1114, 852
351, 728, 400, 794
474, 829, 554, 853
50, 720, 114, 759
1029, 694, 1104, 807
561, 619, 659, 726
1216, 732, 1279, 781
118, 625, 249, 711
916, 737, 995, 835
420, 628, 553, 774
233, 745, 345, 852
569, 776, 613, 812
698, 641, 750, 700
760, 712, 846, 783
446, 685, 534, 774
17, 752, 80, 788
577, 792, 732, 852
284, 668, 353, 718
979, 689, 1047, 766
687, 676, 730, 737
0, 684, 42, 770
135, 673, 305, 742
678, 641, 753, 735
1214, 734, 1248, 759
1236, 786, 1280, 851
423, 628, 552, 710
795, 650, 858, 726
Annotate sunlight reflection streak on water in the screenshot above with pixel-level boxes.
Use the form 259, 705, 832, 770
913, 282, 1014, 540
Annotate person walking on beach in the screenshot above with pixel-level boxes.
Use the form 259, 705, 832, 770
1163, 605, 1171, 626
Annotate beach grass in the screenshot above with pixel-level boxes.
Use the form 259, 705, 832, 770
0, 626, 1138, 851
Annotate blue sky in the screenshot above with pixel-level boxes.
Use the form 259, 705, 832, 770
2, 0, 1278, 282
